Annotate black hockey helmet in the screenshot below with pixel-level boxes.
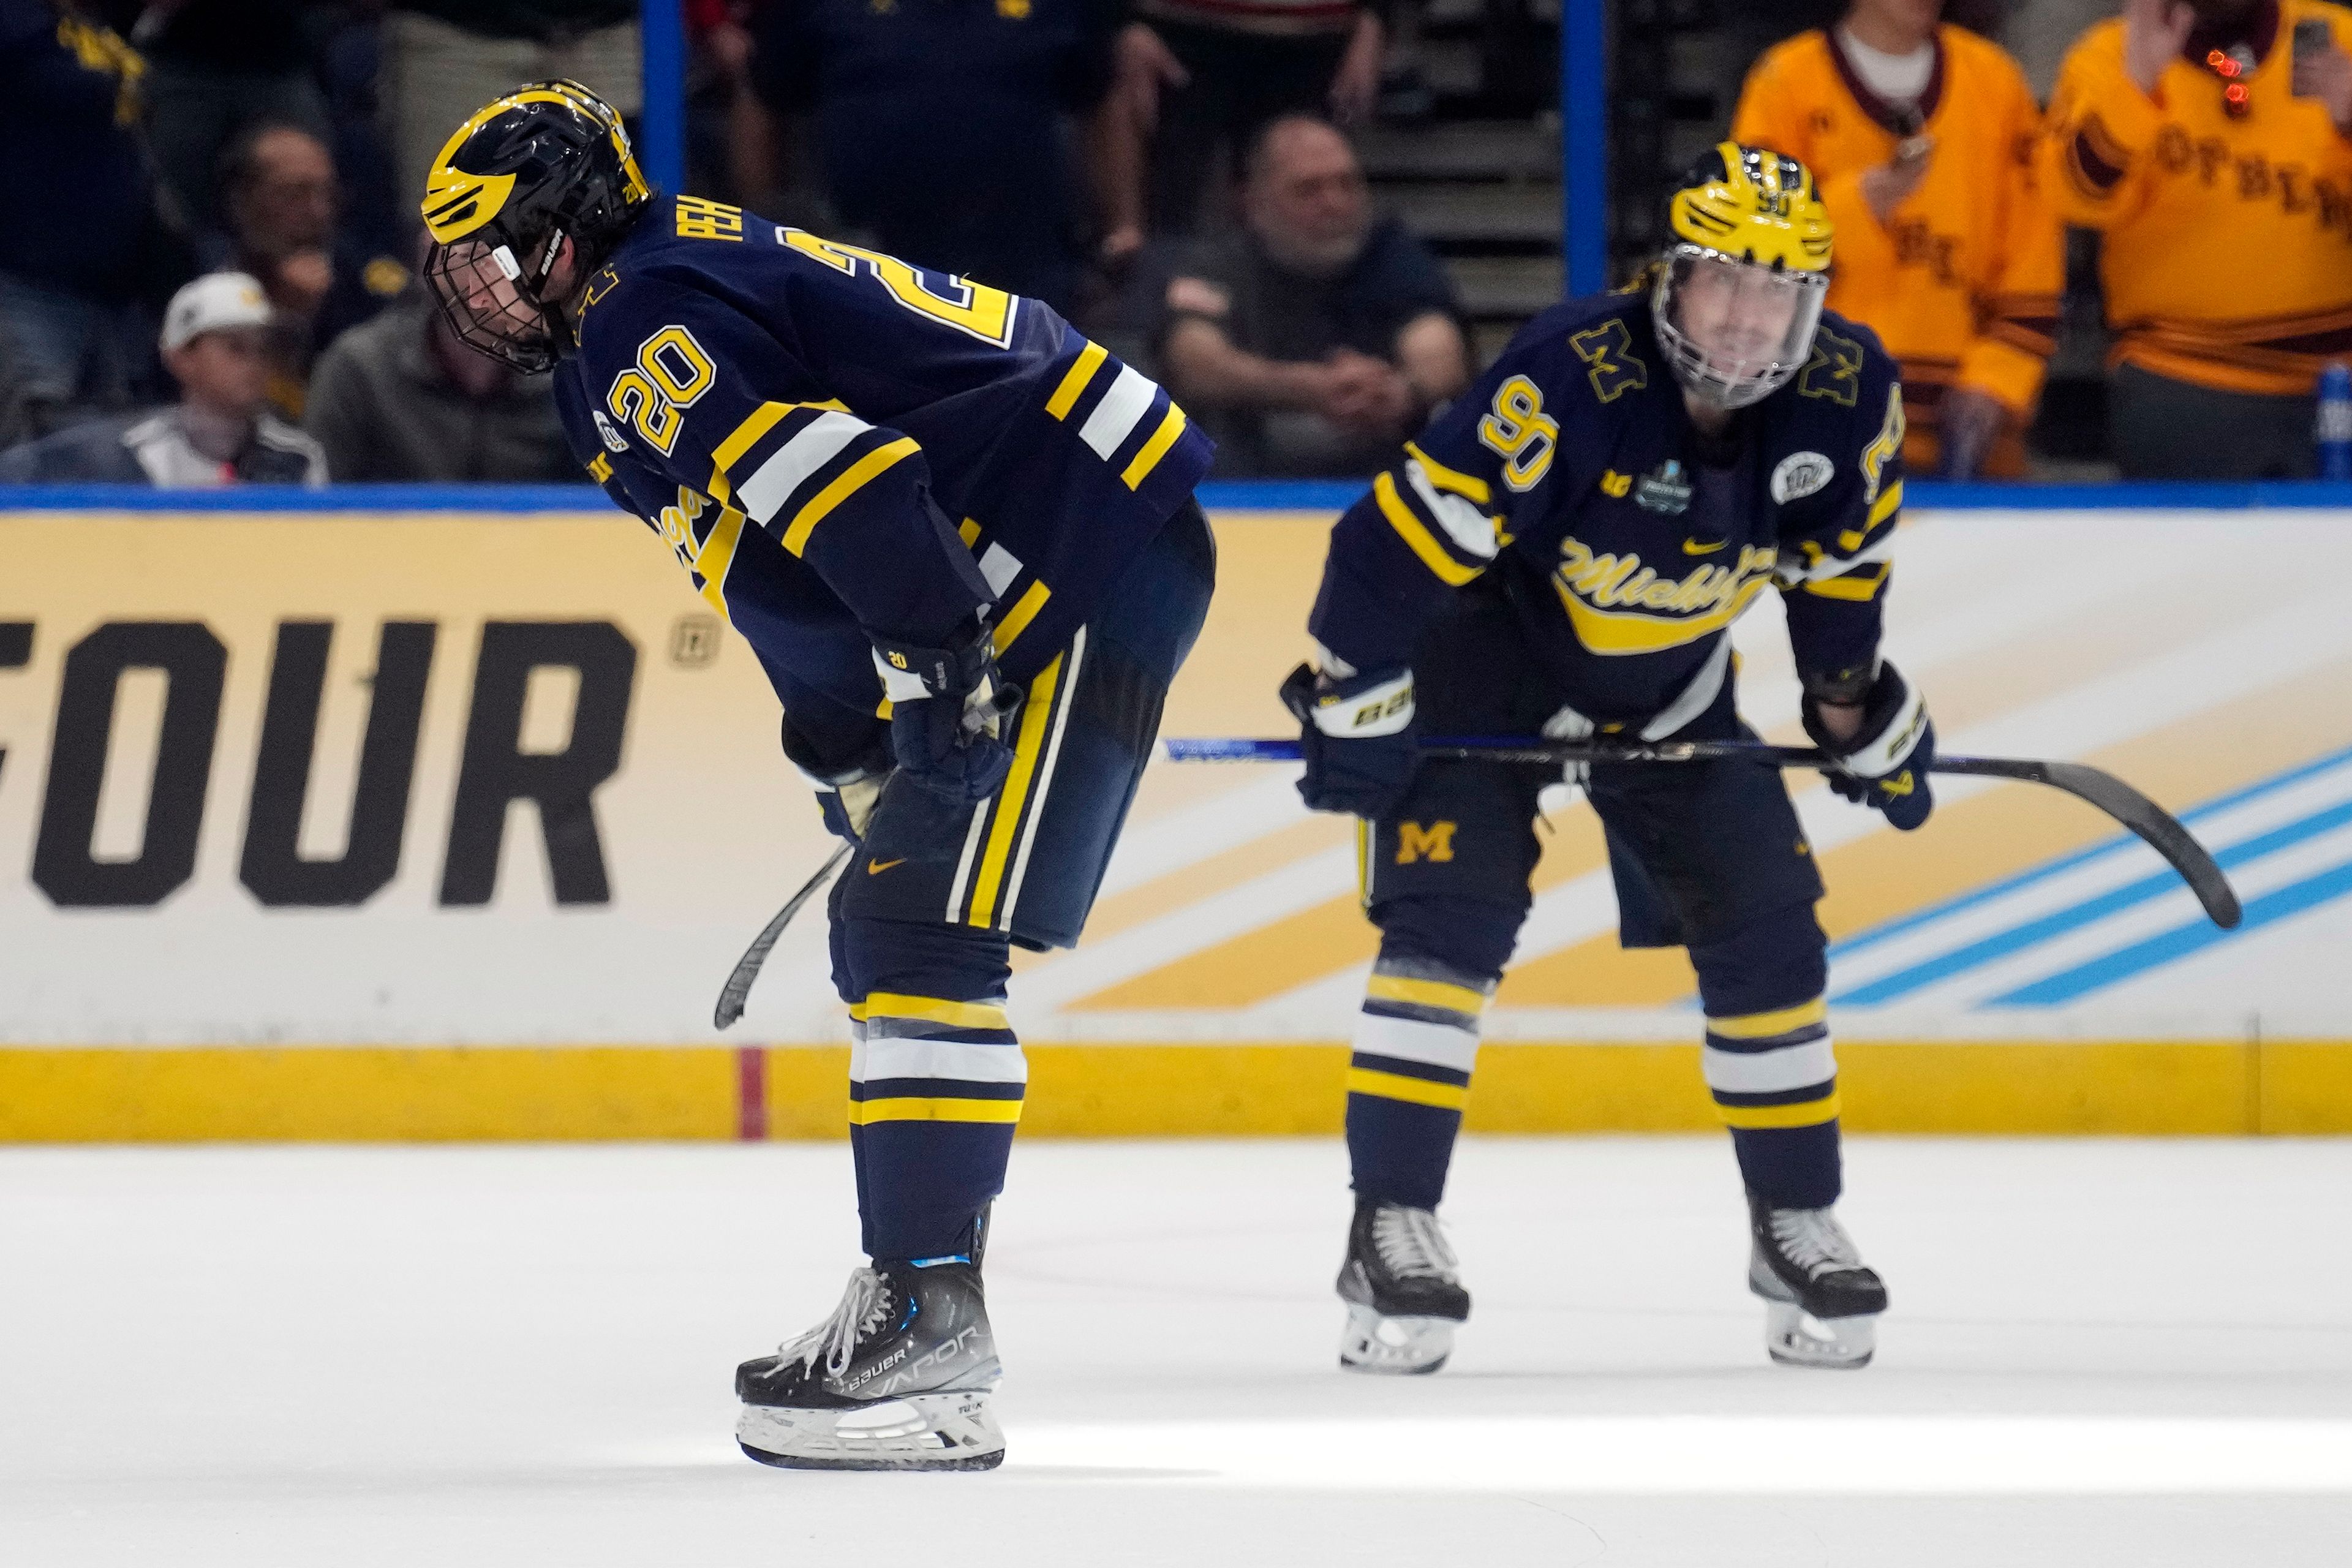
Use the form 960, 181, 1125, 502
420, 80, 654, 372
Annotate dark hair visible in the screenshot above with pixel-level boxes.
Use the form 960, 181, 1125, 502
1242, 113, 1355, 187
217, 120, 331, 201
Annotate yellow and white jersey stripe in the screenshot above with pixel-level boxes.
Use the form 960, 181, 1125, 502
708, 399, 922, 558
1043, 333, 1194, 494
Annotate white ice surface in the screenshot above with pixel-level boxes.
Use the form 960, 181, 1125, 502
4, 1137, 2350, 1565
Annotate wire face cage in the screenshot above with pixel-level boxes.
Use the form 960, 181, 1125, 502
424, 239, 560, 374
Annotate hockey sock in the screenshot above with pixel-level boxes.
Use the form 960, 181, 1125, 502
1344, 952, 1493, 1210
1691, 911, 1841, 1209
840, 918, 1022, 1261
1705, 997, 1842, 1209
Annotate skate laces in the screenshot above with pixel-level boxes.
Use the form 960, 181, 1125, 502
1371, 1205, 1460, 1283
777, 1267, 899, 1378
1769, 1207, 1862, 1278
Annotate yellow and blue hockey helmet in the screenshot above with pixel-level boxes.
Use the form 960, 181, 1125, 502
1653, 141, 1834, 410
420, 80, 653, 372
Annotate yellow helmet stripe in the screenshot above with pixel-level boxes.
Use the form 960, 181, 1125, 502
420, 84, 651, 244
1666, 139, 1833, 274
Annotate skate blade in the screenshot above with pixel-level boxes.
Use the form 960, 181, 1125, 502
1762, 1300, 1877, 1371
1339, 1303, 1455, 1376
737, 1387, 1006, 1471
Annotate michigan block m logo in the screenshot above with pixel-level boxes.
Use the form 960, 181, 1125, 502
1395, 821, 1457, 864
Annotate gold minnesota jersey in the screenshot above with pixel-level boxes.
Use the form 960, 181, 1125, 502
2048, 2, 2352, 396
1733, 24, 2061, 473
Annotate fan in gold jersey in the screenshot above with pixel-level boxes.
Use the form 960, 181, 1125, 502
2049, 0, 2352, 478
1733, 0, 2062, 478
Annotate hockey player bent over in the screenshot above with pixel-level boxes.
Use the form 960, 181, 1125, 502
421, 84, 1216, 1468
1286, 145, 1929, 1375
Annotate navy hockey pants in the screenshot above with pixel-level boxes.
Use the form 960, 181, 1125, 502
1346, 581, 1845, 1213
828, 502, 1215, 1260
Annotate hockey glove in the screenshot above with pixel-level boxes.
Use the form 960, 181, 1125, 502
1801, 659, 1936, 832
780, 717, 893, 843
873, 620, 1017, 803
1280, 660, 1417, 820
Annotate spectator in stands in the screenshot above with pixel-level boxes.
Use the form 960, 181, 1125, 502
688, 0, 785, 217
380, 1, 639, 223
751, 0, 1131, 315
0, 1, 184, 445
134, 0, 332, 235
1733, 0, 2062, 478
304, 284, 574, 482
1116, 0, 1386, 237
2048, 0, 2352, 478
0, 273, 325, 485
1152, 115, 1470, 477
214, 121, 411, 415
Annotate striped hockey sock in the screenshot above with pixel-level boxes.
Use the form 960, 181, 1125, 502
1344, 954, 1493, 1210
849, 990, 1025, 1260
1701, 995, 1842, 1210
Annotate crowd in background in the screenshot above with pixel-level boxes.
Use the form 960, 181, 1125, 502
0, 0, 2345, 488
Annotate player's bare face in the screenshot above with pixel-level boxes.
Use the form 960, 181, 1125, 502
1676, 260, 1801, 369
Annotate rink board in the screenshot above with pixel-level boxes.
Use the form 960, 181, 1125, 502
1, 502, 2349, 1139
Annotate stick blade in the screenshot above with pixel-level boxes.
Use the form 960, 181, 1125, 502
713, 843, 852, 1030
1986, 758, 2244, 930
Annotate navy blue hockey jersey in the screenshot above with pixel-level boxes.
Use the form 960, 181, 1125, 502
552, 195, 1214, 764
1310, 293, 1908, 733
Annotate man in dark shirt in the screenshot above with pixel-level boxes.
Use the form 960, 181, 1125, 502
753, 0, 1129, 315
1152, 114, 1470, 475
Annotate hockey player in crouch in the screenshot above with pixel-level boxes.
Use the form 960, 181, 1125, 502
420, 84, 1216, 1469
1287, 144, 1929, 1374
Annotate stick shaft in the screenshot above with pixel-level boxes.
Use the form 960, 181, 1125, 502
1162, 736, 2242, 930
713, 842, 851, 1031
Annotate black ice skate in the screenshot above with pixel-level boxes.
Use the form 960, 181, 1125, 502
736, 1261, 1005, 1471
1336, 1200, 1471, 1374
1746, 1194, 1888, 1370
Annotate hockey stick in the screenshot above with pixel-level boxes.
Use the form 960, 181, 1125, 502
713, 842, 853, 1030
712, 688, 1027, 1030
1165, 736, 2243, 931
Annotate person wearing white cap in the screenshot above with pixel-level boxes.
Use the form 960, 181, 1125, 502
0, 273, 326, 486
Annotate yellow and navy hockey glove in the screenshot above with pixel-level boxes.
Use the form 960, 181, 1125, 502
872, 619, 1017, 802
1802, 659, 1934, 832
1280, 659, 1418, 821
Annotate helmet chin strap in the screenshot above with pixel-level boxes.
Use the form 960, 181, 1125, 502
517, 229, 573, 352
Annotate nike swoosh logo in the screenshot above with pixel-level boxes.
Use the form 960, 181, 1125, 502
1683, 538, 1728, 555
867, 858, 906, 875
